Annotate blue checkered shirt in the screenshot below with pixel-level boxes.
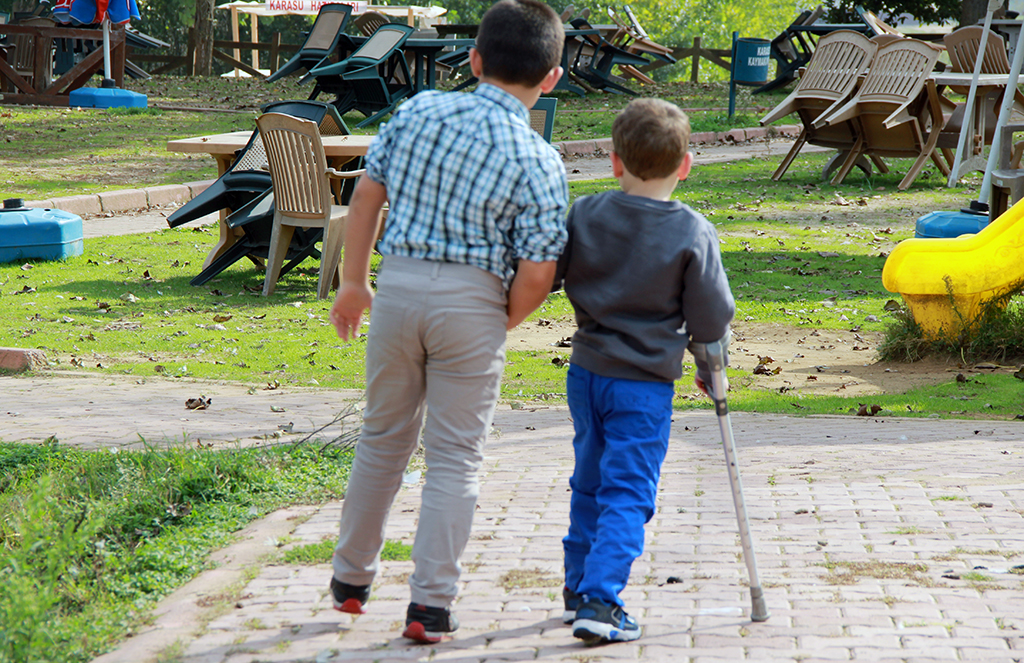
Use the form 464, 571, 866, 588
364, 84, 569, 288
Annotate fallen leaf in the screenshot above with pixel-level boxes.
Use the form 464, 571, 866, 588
753, 363, 781, 375
185, 396, 211, 410
213, 314, 233, 323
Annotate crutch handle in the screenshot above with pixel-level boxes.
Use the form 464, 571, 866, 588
688, 329, 732, 406
687, 329, 731, 373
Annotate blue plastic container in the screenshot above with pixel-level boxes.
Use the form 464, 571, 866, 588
0, 199, 84, 263
914, 210, 989, 239
69, 86, 147, 109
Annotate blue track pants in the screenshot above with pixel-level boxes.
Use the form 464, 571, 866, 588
563, 363, 673, 606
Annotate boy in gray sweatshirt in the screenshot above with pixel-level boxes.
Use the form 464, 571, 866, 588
553, 98, 735, 645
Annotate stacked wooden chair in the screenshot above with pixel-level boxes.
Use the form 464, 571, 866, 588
755, 5, 824, 94
759, 30, 877, 181
567, 16, 650, 95
305, 23, 415, 127
936, 26, 1024, 164
813, 38, 948, 190
266, 3, 353, 82
256, 113, 366, 299
604, 6, 675, 84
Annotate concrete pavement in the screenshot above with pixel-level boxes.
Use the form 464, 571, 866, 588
7, 128, 1023, 663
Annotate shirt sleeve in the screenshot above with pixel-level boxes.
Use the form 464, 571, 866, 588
363, 120, 393, 186
552, 202, 576, 291
511, 152, 570, 264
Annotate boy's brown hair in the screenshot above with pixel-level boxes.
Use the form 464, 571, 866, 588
612, 98, 691, 181
475, 0, 564, 87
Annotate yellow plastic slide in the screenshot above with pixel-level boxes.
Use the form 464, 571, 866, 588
882, 199, 1024, 337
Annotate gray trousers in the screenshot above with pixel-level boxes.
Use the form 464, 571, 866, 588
332, 256, 508, 607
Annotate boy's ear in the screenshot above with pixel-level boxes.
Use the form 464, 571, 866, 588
610, 151, 624, 178
539, 66, 564, 93
677, 152, 694, 181
469, 48, 483, 78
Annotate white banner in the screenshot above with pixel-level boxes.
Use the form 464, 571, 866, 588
264, 0, 367, 14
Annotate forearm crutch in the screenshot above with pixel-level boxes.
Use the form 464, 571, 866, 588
689, 330, 770, 622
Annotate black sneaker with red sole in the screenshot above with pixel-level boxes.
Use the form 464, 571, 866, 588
329, 577, 370, 614
402, 602, 459, 644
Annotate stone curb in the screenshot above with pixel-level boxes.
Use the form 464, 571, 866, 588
554, 124, 800, 157
20, 125, 800, 217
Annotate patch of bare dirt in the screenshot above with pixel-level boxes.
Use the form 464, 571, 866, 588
507, 320, 1014, 397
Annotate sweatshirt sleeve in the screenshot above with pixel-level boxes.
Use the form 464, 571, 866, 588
682, 224, 735, 381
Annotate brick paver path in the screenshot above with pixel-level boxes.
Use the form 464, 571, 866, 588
5, 374, 1023, 662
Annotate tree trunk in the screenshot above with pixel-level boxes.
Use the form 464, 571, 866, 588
961, 0, 1007, 27
192, 0, 214, 76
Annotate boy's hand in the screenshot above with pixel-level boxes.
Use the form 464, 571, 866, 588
695, 374, 727, 397
506, 260, 557, 330
330, 282, 374, 341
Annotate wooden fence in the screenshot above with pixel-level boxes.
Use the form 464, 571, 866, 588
129, 33, 298, 77
130, 34, 735, 81
641, 38, 734, 82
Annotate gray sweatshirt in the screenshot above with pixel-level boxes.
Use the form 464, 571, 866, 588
553, 190, 735, 384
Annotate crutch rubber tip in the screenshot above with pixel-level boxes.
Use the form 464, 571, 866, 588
750, 586, 770, 622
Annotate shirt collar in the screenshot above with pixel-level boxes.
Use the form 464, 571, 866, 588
474, 83, 530, 122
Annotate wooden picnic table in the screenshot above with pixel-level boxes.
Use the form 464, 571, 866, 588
0, 22, 126, 105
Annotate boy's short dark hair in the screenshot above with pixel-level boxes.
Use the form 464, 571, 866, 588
476, 0, 564, 87
612, 98, 691, 181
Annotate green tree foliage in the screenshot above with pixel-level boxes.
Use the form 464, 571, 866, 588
444, 0, 802, 81
821, 0, 961, 25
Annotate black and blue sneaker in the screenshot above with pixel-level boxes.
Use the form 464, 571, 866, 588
562, 586, 581, 624
572, 595, 641, 644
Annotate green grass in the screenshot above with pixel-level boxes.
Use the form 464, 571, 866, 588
281, 537, 412, 565
0, 439, 354, 663
1, 76, 784, 200
4, 149, 1021, 419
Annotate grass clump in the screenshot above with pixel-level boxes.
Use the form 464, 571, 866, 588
497, 567, 562, 590
281, 537, 412, 565
0, 439, 354, 663
821, 560, 931, 586
878, 291, 1024, 365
